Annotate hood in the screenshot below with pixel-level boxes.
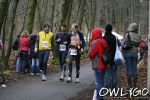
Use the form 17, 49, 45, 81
128, 23, 138, 32
90, 28, 102, 43
21, 35, 28, 38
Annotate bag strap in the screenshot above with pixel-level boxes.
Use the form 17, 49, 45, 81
115, 37, 119, 50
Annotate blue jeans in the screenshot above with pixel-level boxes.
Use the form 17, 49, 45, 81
93, 69, 106, 100
31, 58, 40, 73
20, 51, 29, 73
105, 64, 117, 89
39, 50, 50, 75
16, 57, 21, 72
58, 52, 67, 71
123, 52, 138, 78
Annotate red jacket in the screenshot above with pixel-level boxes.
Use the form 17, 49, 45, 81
19, 36, 30, 51
89, 28, 108, 70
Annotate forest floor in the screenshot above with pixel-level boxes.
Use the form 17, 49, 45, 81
69, 56, 149, 100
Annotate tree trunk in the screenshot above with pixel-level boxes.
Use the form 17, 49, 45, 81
24, 0, 37, 34
90, 0, 97, 30
5, 0, 19, 65
65, 0, 73, 31
0, 0, 9, 35
77, 0, 86, 30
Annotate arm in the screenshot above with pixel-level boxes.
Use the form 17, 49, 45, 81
89, 41, 98, 59
55, 33, 61, 43
79, 32, 86, 49
34, 34, 39, 52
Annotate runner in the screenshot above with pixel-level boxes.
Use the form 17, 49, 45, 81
67, 23, 85, 83
35, 24, 54, 81
55, 24, 70, 81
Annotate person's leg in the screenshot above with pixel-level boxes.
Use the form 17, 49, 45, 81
94, 69, 105, 100
62, 52, 67, 71
31, 58, 35, 75
58, 52, 63, 70
75, 54, 81, 78
42, 50, 50, 75
39, 51, 44, 71
67, 54, 73, 82
132, 53, 138, 87
35, 58, 40, 74
105, 65, 111, 89
16, 57, 21, 73
60, 52, 67, 80
124, 52, 133, 88
111, 64, 117, 89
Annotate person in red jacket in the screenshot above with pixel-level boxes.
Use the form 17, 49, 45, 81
19, 30, 30, 73
89, 28, 108, 100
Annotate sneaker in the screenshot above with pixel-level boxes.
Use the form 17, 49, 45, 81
36, 73, 41, 76
75, 78, 80, 83
67, 77, 72, 82
30, 73, 34, 76
41, 75, 47, 81
60, 71, 64, 81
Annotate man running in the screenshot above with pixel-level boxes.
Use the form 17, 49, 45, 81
35, 23, 53, 81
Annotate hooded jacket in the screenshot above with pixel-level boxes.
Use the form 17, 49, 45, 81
89, 28, 108, 70
125, 23, 141, 51
19, 35, 29, 51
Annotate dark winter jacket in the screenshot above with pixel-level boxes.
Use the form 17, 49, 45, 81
55, 32, 70, 52
103, 32, 116, 64
29, 34, 39, 58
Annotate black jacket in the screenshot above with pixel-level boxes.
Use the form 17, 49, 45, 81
29, 35, 39, 58
55, 32, 70, 51
103, 32, 116, 64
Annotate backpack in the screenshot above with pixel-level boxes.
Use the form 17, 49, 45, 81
122, 33, 133, 50
102, 47, 111, 64
99, 39, 111, 64
12, 38, 19, 50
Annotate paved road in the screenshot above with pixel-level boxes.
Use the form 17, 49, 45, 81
0, 62, 94, 100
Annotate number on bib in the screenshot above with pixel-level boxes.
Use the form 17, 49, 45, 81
42, 41, 48, 48
59, 44, 66, 51
70, 49, 77, 55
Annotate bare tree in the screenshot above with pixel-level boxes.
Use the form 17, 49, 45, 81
24, 0, 37, 34
0, 0, 9, 36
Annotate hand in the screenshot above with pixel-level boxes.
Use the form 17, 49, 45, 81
34, 48, 38, 53
49, 51, 53, 58
63, 41, 67, 44
57, 38, 61, 42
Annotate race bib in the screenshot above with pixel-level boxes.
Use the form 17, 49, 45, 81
42, 41, 48, 48
70, 49, 77, 55
59, 44, 66, 51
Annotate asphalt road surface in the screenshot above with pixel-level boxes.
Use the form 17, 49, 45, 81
0, 62, 94, 100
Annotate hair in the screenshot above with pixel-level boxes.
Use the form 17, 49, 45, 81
43, 23, 50, 28
21, 30, 29, 36
72, 23, 78, 29
60, 24, 66, 28
105, 24, 113, 32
